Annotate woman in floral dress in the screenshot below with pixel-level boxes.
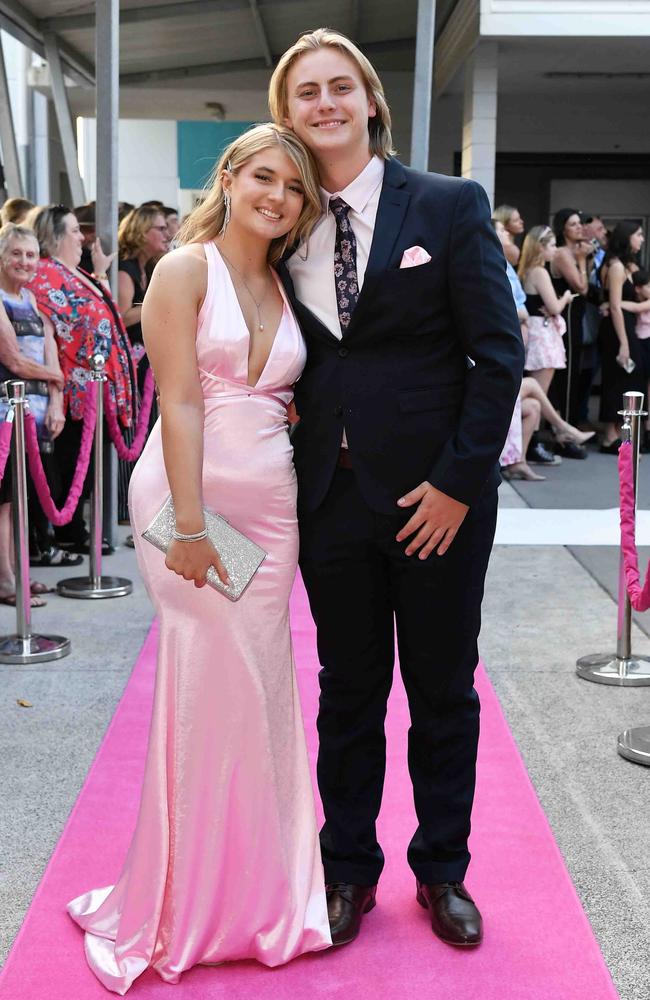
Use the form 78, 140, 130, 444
27, 205, 135, 552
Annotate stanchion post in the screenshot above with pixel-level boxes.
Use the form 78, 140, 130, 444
89, 354, 105, 590
576, 389, 650, 686
12, 382, 31, 642
0, 382, 70, 663
57, 356, 132, 599
616, 400, 650, 764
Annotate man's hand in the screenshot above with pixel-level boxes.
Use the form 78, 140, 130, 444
287, 400, 300, 425
396, 482, 469, 558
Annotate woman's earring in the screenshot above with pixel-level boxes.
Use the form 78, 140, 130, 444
220, 193, 231, 236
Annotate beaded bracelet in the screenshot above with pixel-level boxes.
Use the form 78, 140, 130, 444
172, 527, 208, 542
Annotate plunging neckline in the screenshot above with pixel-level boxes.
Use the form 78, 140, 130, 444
212, 243, 287, 389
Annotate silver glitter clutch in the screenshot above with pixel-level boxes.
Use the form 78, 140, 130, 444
142, 495, 267, 602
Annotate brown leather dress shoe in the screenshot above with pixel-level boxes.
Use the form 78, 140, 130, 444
416, 880, 483, 946
326, 882, 377, 946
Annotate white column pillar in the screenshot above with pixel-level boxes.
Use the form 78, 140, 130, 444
95, 0, 119, 547
32, 90, 51, 204
410, 0, 436, 172
95, 0, 119, 289
461, 41, 498, 208
0, 33, 24, 197
77, 117, 97, 201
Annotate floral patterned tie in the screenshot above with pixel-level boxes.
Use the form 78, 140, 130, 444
330, 197, 359, 332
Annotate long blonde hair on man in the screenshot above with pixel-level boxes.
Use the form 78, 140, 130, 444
518, 225, 554, 283
268, 28, 395, 160
176, 123, 322, 263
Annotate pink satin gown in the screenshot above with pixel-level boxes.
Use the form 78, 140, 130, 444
67, 241, 331, 994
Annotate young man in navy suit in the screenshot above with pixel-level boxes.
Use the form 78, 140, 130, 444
269, 29, 524, 948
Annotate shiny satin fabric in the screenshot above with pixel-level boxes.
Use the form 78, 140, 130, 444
67, 241, 331, 993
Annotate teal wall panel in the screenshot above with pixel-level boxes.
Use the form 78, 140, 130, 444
177, 121, 255, 190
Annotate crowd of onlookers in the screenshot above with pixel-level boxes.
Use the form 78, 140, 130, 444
494, 204, 650, 482
0, 190, 648, 603
0, 195, 178, 606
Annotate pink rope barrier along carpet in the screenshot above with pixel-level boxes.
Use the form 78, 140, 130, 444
24, 382, 97, 527
0, 420, 12, 485
618, 440, 650, 611
104, 367, 155, 462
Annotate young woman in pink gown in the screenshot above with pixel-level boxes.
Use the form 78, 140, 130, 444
67, 124, 331, 993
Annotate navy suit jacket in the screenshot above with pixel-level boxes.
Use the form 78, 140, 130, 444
279, 157, 525, 514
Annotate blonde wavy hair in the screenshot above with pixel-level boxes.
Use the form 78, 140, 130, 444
518, 225, 555, 283
269, 28, 395, 160
118, 205, 165, 259
493, 204, 518, 228
24, 204, 71, 257
176, 123, 322, 263
0, 197, 34, 227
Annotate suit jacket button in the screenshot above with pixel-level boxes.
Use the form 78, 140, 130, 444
338, 347, 349, 358
334, 405, 343, 417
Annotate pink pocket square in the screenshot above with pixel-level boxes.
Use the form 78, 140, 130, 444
399, 246, 432, 268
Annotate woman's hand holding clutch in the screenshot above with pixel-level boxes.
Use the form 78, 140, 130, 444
166, 537, 230, 589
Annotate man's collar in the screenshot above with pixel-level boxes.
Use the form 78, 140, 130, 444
321, 155, 385, 215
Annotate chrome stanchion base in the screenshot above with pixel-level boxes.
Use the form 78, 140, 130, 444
617, 725, 650, 766
0, 633, 71, 664
576, 653, 650, 686
57, 575, 132, 599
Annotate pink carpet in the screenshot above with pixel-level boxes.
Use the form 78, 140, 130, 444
0, 576, 618, 1000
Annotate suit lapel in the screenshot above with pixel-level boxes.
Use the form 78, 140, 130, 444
364, 157, 410, 279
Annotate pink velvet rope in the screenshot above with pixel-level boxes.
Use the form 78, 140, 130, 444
618, 441, 650, 611
24, 382, 97, 527
103, 367, 155, 462
0, 420, 12, 484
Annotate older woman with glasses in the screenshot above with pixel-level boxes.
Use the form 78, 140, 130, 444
0, 223, 67, 602
117, 205, 170, 352
26, 204, 135, 554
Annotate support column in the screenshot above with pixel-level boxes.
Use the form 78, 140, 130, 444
31, 90, 51, 203
410, 0, 436, 172
0, 34, 24, 198
461, 41, 498, 208
44, 33, 86, 207
95, 0, 119, 546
